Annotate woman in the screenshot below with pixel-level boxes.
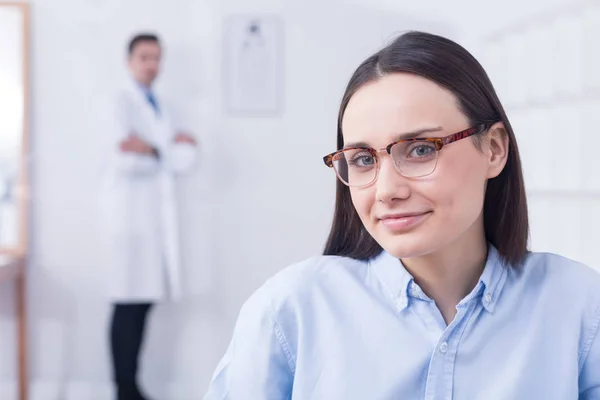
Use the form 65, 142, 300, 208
204, 31, 600, 399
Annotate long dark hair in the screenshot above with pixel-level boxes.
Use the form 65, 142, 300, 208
323, 31, 529, 267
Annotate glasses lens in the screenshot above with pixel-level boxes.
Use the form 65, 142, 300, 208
332, 148, 377, 187
390, 141, 438, 177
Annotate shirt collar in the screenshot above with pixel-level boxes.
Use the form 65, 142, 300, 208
477, 244, 508, 312
132, 78, 153, 96
369, 251, 413, 312
369, 243, 508, 313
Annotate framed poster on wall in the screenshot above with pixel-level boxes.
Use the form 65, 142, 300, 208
223, 14, 284, 115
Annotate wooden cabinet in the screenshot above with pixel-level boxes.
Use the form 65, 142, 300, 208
0, 256, 27, 400
0, 2, 30, 400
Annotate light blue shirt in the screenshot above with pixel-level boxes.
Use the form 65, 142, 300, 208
204, 245, 600, 399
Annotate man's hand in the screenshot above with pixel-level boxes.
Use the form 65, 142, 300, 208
119, 133, 155, 154
174, 132, 197, 146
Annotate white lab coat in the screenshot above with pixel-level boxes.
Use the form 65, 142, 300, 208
98, 80, 196, 303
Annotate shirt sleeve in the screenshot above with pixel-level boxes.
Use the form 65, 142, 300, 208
579, 304, 600, 398
110, 92, 160, 176
160, 141, 197, 175
203, 287, 295, 399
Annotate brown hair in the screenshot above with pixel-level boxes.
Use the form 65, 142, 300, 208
323, 31, 529, 267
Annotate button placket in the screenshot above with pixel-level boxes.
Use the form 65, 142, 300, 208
424, 298, 480, 400
439, 341, 448, 354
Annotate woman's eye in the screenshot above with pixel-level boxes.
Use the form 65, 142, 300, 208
350, 154, 375, 167
409, 144, 435, 157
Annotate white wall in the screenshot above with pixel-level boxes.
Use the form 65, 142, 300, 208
0, 0, 456, 399
471, 0, 600, 270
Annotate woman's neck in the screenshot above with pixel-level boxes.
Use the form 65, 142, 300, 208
401, 223, 488, 325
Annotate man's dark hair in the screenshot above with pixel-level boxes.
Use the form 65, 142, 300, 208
128, 33, 160, 55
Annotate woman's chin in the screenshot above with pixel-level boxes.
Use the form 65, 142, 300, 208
377, 233, 437, 260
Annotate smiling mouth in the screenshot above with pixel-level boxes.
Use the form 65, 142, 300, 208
378, 211, 432, 233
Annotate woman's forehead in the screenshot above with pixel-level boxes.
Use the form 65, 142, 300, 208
341, 74, 468, 143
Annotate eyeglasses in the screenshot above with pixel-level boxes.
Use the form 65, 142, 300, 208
322, 124, 489, 187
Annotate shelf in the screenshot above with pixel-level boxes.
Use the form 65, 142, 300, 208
504, 89, 600, 112
526, 188, 600, 198
482, 0, 591, 42
0, 255, 22, 282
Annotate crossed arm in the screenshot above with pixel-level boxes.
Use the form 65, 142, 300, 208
119, 132, 197, 156
115, 131, 198, 175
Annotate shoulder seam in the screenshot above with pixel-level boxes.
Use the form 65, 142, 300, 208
578, 300, 600, 374
270, 305, 297, 375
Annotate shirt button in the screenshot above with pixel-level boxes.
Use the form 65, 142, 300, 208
484, 293, 492, 303
439, 342, 448, 354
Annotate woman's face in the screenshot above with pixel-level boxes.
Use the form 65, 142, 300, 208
341, 73, 508, 259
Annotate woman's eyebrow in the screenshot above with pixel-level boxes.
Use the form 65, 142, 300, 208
343, 126, 443, 149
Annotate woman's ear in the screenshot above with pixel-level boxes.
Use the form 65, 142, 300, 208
485, 122, 509, 179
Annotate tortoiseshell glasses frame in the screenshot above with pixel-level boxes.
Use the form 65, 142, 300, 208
322, 124, 490, 187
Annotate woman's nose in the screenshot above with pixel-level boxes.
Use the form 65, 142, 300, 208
375, 155, 411, 203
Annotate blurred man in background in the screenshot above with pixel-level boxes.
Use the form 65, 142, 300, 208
99, 33, 197, 400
